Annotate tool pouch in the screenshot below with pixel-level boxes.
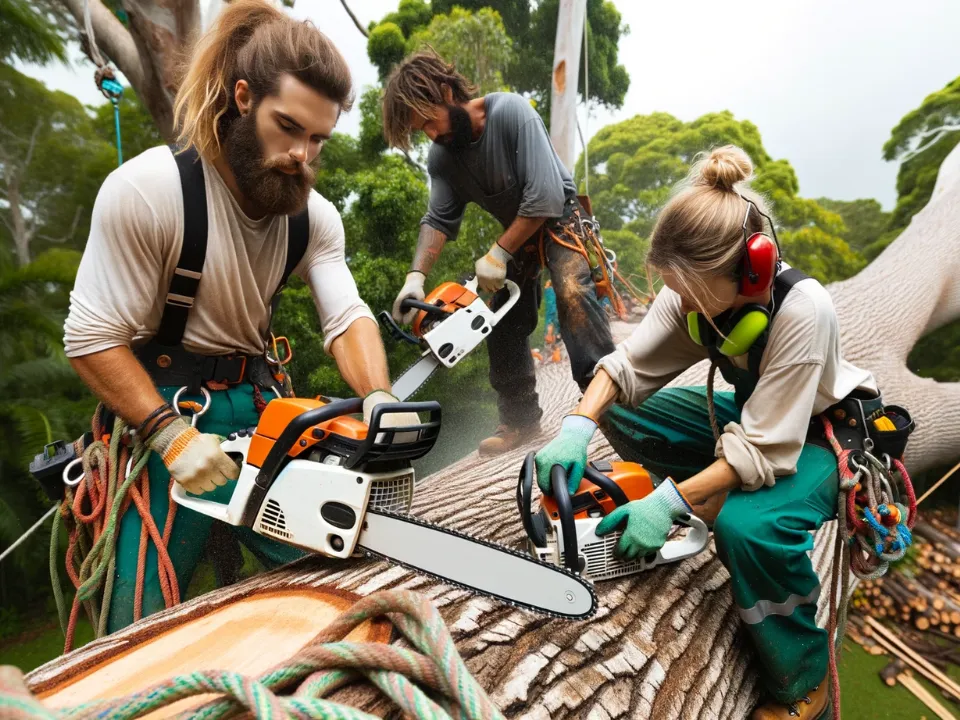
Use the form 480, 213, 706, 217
867, 404, 914, 460
29, 432, 94, 502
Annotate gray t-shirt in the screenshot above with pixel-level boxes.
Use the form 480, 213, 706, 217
420, 92, 577, 241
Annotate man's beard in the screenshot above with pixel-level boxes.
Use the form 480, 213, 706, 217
224, 110, 316, 217
439, 104, 473, 152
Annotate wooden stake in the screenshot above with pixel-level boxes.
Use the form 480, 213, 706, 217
865, 616, 960, 700
897, 672, 959, 720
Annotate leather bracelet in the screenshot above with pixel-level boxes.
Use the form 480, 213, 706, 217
138, 403, 176, 438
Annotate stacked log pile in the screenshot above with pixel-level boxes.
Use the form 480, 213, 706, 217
846, 510, 960, 717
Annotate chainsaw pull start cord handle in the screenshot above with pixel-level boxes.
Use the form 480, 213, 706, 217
551, 464, 581, 575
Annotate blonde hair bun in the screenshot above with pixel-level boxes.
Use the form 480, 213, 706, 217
694, 145, 753, 191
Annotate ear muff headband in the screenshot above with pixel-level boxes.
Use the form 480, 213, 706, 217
686, 304, 770, 356
717, 305, 769, 356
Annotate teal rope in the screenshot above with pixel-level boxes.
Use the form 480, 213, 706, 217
0, 590, 505, 720
112, 100, 122, 165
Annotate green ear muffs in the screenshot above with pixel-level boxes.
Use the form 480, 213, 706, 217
687, 304, 770, 357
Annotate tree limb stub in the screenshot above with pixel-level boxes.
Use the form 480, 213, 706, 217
58, 0, 145, 90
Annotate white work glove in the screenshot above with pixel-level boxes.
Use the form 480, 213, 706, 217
475, 242, 512, 293
392, 271, 426, 325
363, 390, 421, 444
148, 416, 239, 495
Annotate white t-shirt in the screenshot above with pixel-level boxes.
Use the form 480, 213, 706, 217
64, 146, 374, 358
596, 265, 878, 490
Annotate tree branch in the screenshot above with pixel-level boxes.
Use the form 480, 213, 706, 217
38, 206, 83, 245
900, 124, 960, 164
57, 0, 145, 89
21, 121, 42, 175
338, 0, 368, 38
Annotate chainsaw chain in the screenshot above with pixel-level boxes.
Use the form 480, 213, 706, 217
358, 508, 599, 621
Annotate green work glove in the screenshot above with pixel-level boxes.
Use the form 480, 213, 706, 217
534, 414, 597, 496
595, 479, 692, 561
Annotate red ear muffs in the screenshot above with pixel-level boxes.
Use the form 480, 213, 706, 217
739, 233, 778, 296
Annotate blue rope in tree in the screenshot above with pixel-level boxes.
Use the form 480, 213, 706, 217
98, 74, 124, 165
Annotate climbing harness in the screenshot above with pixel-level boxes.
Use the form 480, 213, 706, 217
0, 589, 505, 720
817, 400, 916, 720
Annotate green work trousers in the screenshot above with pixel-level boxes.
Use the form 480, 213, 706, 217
601, 387, 838, 706
108, 384, 307, 634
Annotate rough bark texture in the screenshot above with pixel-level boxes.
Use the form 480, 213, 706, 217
24, 146, 960, 716
58, 0, 201, 139
549, 0, 586, 171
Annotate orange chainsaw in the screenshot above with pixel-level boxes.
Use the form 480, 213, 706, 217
171, 394, 597, 620
517, 452, 709, 581
379, 277, 520, 400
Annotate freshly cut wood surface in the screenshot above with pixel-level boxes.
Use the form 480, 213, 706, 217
35, 587, 390, 719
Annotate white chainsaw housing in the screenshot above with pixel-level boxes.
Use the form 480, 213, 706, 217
170, 434, 414, 558
420, 277, 520, 369
530, 510, 709, 582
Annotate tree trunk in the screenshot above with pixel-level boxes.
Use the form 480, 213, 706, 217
23, 146, 960, 718
58, 0, 202, 139
6, 175, 31, 266
549, 0, 586, 171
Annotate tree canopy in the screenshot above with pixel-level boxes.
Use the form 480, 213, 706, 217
579, 110, 866, 284
366, 0, 629, 124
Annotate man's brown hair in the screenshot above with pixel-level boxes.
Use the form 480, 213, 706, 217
381, 47, 477, 151
174, 0, 354, 159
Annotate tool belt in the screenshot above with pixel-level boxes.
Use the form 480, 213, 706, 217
134, 338, 291, 397
806, 389, 914, 461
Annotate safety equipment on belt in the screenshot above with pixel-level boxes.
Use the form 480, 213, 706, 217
133, 145, 309, 395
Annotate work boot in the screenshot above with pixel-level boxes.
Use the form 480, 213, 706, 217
751, 679, 829, 720
478, 423, 540, 457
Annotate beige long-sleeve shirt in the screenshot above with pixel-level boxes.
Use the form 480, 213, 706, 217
64, 146, 374, 358
596, 266, 877, 490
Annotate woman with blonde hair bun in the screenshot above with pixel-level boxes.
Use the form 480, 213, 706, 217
535, 145, 891, 719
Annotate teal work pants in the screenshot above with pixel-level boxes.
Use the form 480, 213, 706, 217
108, 384, 307, 634
601, 387, 838, 705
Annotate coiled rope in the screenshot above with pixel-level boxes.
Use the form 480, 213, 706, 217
50, 404, 181, 653
821, 414, 916, 720
0, 590, 504, 720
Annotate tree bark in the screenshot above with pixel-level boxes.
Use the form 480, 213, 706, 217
57, 0, 200, 139
549, 0, 586, 171
23, 146, 960, 717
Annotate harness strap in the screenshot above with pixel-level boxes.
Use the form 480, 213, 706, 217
707, 267, 809, 392
142, 146, 310, 390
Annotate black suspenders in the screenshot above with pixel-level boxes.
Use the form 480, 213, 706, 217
134, 146, 309, 389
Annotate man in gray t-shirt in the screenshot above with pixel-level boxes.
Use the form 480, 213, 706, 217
383, 49, 615, 456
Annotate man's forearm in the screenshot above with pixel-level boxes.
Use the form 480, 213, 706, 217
676, 459, 741, 506
329, 317, 393, 398
498, 215, 547, 254
70, 347, 169, 434
410, 225, 448, 276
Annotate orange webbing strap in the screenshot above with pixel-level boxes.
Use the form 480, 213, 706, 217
539, 218, 629, 320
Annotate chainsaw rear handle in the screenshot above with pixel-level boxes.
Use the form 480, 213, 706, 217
171, 482, 232, 523
657, 513, 710, 564
489, 279, 521, 327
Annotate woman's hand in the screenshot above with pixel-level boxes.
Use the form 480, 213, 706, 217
595, 479, 691, 560
534, 414, 597, 496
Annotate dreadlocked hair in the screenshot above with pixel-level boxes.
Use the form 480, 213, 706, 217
173, 0, 354, 160
381, 46, 477, 151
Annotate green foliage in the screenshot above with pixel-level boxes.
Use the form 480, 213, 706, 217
92, 90, 164, 162
367, 22, 407, 81
816, 198, 892, 253
580, 110, 866, 284
0, 64, 117, 261
366, 0, 629, 126
0, 0, 67, 65
408, 8, 514, 95
883, 75, 960, 236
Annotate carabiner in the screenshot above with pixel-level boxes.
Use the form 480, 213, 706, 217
172, 386, 212, 427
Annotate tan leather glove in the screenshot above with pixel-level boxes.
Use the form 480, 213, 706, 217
148, 416, 239, 495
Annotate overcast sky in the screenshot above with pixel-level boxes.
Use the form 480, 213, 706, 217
16, 0, 960, 209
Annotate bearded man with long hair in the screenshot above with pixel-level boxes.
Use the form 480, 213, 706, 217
63, 0, 415, 633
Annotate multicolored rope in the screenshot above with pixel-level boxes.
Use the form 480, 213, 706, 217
0, 590, 505, 720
